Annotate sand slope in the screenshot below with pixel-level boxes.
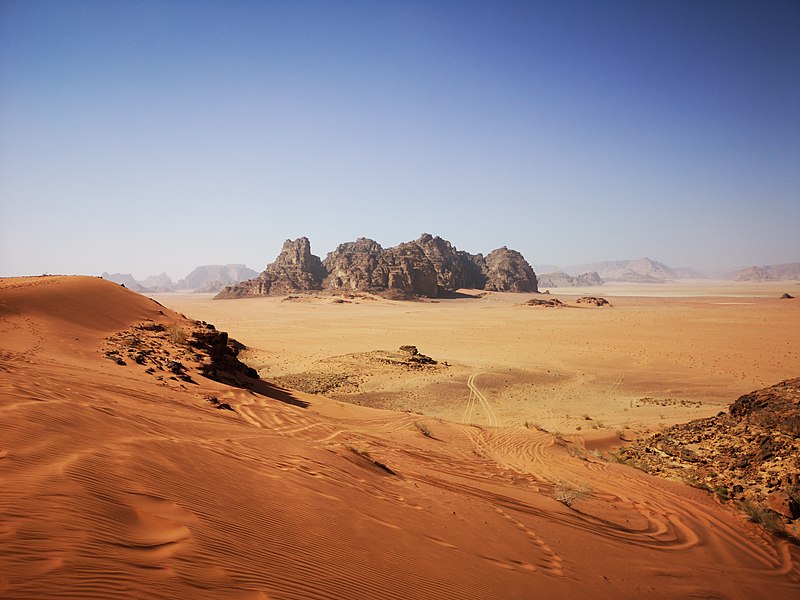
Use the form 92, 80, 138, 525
1, 277, 798, 598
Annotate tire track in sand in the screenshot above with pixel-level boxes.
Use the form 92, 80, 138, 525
461, 372, 498, 427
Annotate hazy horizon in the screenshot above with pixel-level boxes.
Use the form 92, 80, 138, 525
2, 1, 798, 279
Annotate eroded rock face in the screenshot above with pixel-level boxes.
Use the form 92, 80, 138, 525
384, 241, 439, 297
217, 234, 538, 298
483, 247, 538, 292
265, 237, 327, 295
323, 238, 388, 292
412, 234, 465, 291
216, 238, 325, 299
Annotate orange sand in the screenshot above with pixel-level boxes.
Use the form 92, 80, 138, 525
2, 276, 799, 598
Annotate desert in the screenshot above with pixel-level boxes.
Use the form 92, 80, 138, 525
2, 274, 799, 598
3, 2, 800, 598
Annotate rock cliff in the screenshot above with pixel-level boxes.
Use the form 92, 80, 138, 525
483, 247, 538, 292
323, 238, 388, 293
264, 237, 327, 295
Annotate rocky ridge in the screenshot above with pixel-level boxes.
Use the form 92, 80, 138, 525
216, 234, 539, 299
538, 271, 603, 288
734, 263, 800, 282
565, 258, 680, 283
102, 265, 258, 294
618, 378, 800, 538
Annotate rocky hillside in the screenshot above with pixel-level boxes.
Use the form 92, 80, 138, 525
216, 234, 538, 299
538, 271, 602, 288
566, 258, 680, 283
618, 378, 800, 537
734, 263, 800, 282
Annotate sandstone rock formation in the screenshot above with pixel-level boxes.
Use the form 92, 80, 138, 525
323, 238, 390, 293
483, 247, 538, 292
575, 296, 611, 306
216, 238, 326, 299
140, 272, 174, 292
414, 233, 487, 291
566, 258, 679, 283
734, 263, 800, 282
264, 237, 327, 295
538, 271, 602, 288
524, 298, 564, 308
217, 234, 538, 299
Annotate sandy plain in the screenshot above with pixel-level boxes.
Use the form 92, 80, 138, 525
153, 280, 800, 436
2, 276, 799, 598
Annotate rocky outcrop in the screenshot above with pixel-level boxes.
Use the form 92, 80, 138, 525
264, 237, 327, 295
216, 238, 325, 299
414, 234, 488, 291
384, 241, 439, 297
619, 378, 800, 538
539, 271, 602, 288
575, 296, 611, 306
323, 238, 389, 293
217, 234, 538, 299
734, 263, 800, 282
483, 247, 538, 292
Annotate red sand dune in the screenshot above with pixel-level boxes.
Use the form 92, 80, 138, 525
1, 276, 798, 598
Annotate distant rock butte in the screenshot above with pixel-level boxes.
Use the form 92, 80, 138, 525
566, 258, 680, 283
101, 272, 149, 293
538, 271, 602, 288
215, 234, 539, 299
176, 264, 259, 291
734, 263, 800, 282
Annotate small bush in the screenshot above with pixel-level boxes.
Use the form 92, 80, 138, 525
553, 481, 591, 507
167, 324, 186, 345
742, 501, 784, 534
414, 421, 436, 439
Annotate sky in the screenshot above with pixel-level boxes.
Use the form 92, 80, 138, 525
1, 0, 798, 280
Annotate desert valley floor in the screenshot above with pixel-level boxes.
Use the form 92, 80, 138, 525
2, 276, 799, 598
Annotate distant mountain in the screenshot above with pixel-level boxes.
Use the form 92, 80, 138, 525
734, 263, 800, 281
565, 258, 679, 283
176, 264, 259, 292
100, 272, 149, 293
140, 272, 174, 292
670, 266, 706, 279
538, 271, 602, 288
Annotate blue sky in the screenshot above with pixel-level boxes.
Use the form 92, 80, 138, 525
1, 0, 798, 279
